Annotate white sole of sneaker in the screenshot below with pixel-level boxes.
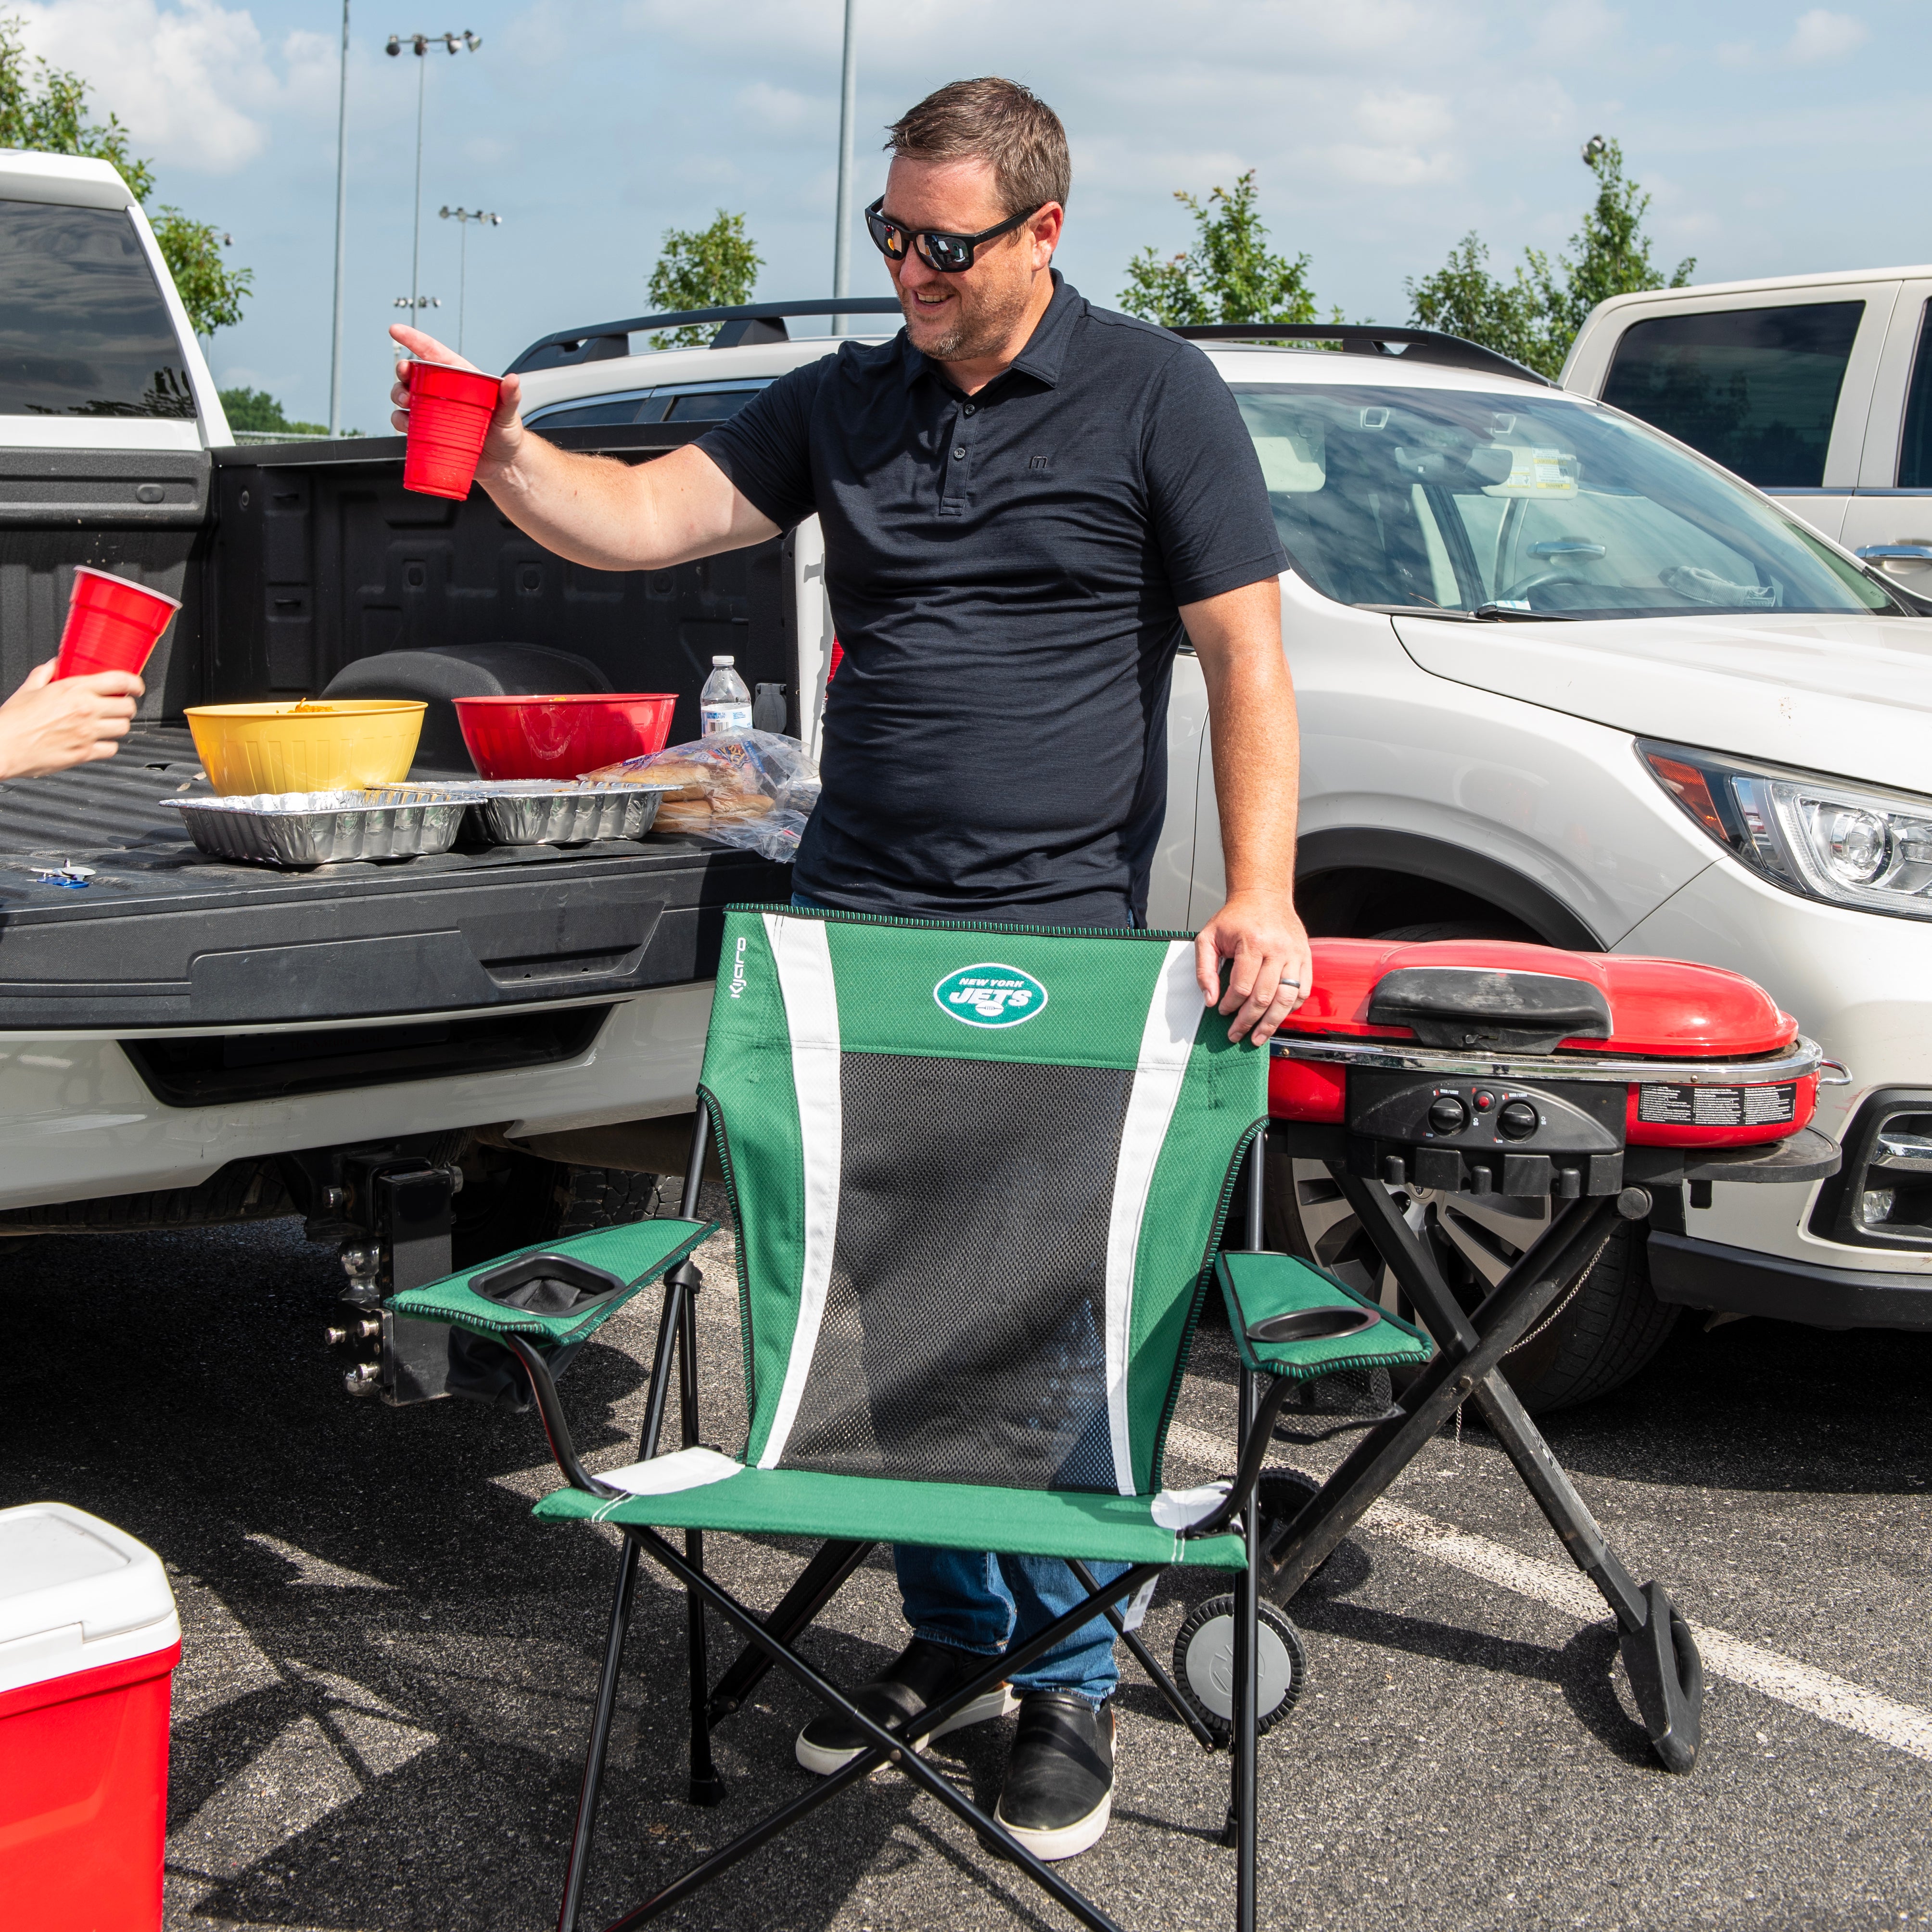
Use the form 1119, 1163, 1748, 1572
794, 1683, 1019, 1777
994, 1788, 1113, 1862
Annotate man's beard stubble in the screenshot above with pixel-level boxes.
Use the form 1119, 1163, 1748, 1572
898, 269, 1035, 365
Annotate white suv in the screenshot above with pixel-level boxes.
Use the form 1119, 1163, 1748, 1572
519, 305, 1931, 1410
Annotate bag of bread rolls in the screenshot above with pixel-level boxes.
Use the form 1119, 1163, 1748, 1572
588, 730, 816, 861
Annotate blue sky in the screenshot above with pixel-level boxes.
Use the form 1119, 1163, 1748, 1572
13, 0, 1930, 428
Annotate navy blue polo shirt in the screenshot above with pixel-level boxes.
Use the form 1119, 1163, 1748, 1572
697, 272, 1286, 925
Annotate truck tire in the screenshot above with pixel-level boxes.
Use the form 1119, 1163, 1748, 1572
450, 1142, 662, 1267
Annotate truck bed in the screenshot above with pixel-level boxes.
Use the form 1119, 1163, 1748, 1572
0, 723, 787, 1031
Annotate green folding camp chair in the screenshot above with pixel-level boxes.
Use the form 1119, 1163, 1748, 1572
392, 907, 1431, 1932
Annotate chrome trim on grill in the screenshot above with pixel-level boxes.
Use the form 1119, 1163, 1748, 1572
1269, 1033, 1824, 1088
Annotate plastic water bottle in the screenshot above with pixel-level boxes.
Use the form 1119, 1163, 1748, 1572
700, 655, 753, 737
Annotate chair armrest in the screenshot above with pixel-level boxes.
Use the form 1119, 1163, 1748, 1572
389, 1217, 714, 1349
1216, 1251, 1432, 1381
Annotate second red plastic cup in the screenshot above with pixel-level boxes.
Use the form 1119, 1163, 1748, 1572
403, 359, 503, 500
54, 567, 180, 680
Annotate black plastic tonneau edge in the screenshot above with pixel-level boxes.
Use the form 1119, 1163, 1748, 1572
509, 297, 904, 374
208, 421, 720, 467
1175, 322, 1555, 388
0, 839, 791, 1032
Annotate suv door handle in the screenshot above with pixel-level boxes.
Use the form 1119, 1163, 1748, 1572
1854, 543, 1932, 561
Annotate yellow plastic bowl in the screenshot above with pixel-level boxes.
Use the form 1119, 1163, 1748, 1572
186, 700, 427, 796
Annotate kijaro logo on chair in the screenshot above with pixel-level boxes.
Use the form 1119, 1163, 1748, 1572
933, 963, 1049, 1028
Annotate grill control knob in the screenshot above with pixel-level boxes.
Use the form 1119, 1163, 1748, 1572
1426, 1094, 1469, 1136
1498, 1099, 1540, 1141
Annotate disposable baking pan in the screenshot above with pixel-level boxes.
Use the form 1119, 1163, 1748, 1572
468, 779, 669, 846
163, 786, 477, 867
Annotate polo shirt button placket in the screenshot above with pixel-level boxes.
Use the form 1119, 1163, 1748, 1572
942, 405, 971, 515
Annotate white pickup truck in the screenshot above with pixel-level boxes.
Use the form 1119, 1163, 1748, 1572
10, 165, 1927, 1415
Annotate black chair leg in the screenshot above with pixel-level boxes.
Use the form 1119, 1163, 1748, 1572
1222, 1363, 1263, 1932
676, 1270, 727, 1805
556, 1534, 641, 1932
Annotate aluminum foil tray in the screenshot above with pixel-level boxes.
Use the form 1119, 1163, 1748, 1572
163, 786, 477, 868
469, 779, 669, 846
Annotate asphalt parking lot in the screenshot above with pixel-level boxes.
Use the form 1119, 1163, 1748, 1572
7, 1208, 1930, 1932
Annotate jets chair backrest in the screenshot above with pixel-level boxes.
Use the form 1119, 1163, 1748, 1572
699, 907, 1267, 1500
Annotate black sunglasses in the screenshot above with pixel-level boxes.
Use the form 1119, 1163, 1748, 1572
864, 196, 1045, 274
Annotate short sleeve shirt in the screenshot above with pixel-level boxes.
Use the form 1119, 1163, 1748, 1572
698, 273, 1286, 926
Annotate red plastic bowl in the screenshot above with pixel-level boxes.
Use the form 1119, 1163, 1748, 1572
452, 694, 678, 779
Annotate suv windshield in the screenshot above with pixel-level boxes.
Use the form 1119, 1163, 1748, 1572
1233, 384, 1899, 619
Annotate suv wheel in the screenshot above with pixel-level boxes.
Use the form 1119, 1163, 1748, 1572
1272, 916, 1678, 1413
1268, 1156, 1677, 1413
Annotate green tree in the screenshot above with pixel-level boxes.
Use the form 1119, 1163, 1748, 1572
218, 387, 326, 436
1405, 136, 1694, 379
645, 211, 763, 348
151, 208, 252, 337
0, 14, 251, 337
1119, 171, 1317, 329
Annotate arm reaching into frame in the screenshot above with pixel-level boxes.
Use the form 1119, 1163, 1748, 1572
1181, 575, 1312, 1045
389, 324, 779, 572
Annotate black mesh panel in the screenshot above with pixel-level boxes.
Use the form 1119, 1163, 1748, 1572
780, 1053, 1133, 1490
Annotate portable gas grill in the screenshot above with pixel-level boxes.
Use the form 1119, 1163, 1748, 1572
1255, 937, 1839, 1772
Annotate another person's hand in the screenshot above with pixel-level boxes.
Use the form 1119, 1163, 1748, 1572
388, 323, 525, 482
0, 661, 142, 779
1194, 888, 1312, 1045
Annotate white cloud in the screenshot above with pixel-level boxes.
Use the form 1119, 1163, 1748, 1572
736, 81, 816, 134
11, 0, 334, 175
1786, 8, 1868, 62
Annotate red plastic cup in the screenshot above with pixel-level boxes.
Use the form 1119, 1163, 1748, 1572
54, 567, 180, 680
403, 359, 503, 500
453, 694, 679, 778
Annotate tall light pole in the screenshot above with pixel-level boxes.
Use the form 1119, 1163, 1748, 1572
438, 205, 499, 355
329, 0, 350, 435
831, 0, 857, 330
386, 30, 480, 335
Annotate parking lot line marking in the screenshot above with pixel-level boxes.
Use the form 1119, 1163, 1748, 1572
1160, 1419, 1932, 1767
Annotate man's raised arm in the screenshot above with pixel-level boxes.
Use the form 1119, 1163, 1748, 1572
389, 324, 780, 572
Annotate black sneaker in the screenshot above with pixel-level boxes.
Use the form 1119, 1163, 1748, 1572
993, 1691, 1115, 1860
795, 1636, 1016, 1776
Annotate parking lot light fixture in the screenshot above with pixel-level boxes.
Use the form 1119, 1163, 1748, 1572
386, 31, 482, 335
438, 205, 500, 354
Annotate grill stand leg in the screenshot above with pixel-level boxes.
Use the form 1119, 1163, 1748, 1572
1322, 1172, 1703, 1772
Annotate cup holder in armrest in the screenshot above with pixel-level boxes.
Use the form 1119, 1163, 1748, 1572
470, 1252, 627, 1317
1246, 1304, 1382, 1347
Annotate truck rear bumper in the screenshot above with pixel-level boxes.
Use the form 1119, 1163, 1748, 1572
1648, 1231, 1932, 1330
0, 981, 714, 1212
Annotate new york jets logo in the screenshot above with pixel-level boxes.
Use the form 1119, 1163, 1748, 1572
934, 963, 1049, 1028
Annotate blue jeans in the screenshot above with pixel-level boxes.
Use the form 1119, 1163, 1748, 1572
789, 890, 1130, 1705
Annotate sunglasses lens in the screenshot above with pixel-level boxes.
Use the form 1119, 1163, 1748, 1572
868, 212, 904, 258
920, 234, 971, 272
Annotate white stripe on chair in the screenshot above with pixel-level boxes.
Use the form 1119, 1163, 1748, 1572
1103, 941, 1202, 1494
756, 912, 844, 1467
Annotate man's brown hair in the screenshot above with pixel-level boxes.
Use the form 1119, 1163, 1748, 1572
885, 78, 1070, 216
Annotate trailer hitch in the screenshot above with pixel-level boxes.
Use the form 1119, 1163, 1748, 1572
322, 1153, 462, 1405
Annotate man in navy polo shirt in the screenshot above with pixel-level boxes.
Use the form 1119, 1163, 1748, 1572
392, 75, 1310, 1861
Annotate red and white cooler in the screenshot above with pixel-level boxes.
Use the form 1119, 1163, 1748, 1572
0, 1503, 181, 1932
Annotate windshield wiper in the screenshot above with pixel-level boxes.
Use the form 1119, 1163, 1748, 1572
1471, 602, 1570, 621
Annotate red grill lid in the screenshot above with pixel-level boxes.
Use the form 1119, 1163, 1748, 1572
1281, 939, 1797, 1059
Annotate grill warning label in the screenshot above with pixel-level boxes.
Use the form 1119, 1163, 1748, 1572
1637, 1082, 1797, 1127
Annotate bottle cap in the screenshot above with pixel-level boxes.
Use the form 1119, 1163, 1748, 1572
712, 655, 734, 666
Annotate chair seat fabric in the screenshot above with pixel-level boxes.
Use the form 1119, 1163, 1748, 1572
532, 1447, 1251, 1569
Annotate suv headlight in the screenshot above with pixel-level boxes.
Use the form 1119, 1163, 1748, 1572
1640, 740, 1932, 921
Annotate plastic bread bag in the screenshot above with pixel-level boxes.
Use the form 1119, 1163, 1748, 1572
585, 729, 818, 859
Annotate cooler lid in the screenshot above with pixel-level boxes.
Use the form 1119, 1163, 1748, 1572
1279, 939, 1798, 1058
0, 1502, 177, 1650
